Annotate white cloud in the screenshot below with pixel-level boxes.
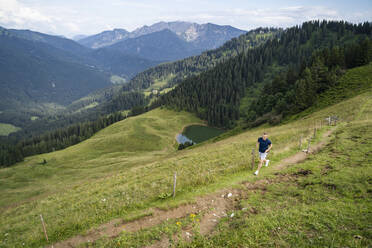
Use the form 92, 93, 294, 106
0, 0, 51, 25
0, 0, 82, 35
0, 1, 370, 37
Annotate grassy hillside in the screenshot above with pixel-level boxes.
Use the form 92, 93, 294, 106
288, 62, 372, 120
0, 108, 201, 207
0, 123, 20, 136
1, 85, 371, 247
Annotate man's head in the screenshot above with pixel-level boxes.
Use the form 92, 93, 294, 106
262, 132, 268, 140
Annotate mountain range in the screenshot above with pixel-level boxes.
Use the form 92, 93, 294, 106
77, 21, 246, 50
0, 22, 246, 128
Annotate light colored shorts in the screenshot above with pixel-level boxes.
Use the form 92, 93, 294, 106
259, 152, 268, 160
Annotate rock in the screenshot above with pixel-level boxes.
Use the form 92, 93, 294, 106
221, 194, 225, 198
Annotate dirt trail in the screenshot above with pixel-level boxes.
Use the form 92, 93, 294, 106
52, 128, 334, 248
53, 189, 239, 248
275, 128, 334, 170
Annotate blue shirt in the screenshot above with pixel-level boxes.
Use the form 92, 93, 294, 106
258, 137, 272, 153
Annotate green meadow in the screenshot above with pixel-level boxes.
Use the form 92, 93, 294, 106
0, 123, 21, 136
0, 65, 371, 247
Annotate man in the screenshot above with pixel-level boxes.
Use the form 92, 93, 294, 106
254, 132, 272, 175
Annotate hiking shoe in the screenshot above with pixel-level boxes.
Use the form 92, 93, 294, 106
254, 170, 259, 176
265, 160, 270, 167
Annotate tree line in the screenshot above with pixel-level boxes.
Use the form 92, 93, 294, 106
0, 112, 124, 167
152, 21, 372, 128
247, 38, 372, 125
123, 28, 279, 91
0, 91, 147, 167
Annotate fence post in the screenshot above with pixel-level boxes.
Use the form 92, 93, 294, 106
251, 148, 255, 170
173, 172, 177, 198
313, 128, 316, 139
306, 138, 311, 154
40, 214, 53, 248
335, 131, 338, 148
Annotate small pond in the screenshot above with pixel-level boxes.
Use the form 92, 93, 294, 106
176, 125, 225, 144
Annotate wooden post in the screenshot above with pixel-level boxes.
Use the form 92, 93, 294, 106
335, 131, 337, 148
40, 214, 50, 243
173, 172, 177, 198
251, 148, 255, 170
313, 128, 316, 138
306, 138, 311, 154
299, 135, 302, 150
328, 116, 331, 126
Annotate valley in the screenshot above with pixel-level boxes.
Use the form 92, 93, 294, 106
1, 85, 371, 247
0, 17, 371, 248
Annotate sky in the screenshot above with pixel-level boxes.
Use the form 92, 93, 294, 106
0, 0, 371, 38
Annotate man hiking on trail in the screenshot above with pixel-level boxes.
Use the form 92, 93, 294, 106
254, 132, 272, 175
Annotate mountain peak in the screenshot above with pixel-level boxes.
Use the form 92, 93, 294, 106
77, 21, 246, 51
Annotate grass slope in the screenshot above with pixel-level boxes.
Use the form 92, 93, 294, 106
0, 108, 201, 208
0, 123, 20, 136
175, 121, 372, 247
0, 90, 372, 247
289, 62, 372, 120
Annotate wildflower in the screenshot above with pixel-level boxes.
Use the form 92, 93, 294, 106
189, 213, 196, 219
176, 221, 182, 226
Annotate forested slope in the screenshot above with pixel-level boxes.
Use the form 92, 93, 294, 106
153, 21, 372, 127
122, 28, 279, 91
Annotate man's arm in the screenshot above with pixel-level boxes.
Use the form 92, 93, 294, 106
265, 144, 272, 153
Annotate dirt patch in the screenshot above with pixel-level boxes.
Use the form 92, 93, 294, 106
321, 165, 334, 175
52, 189, 239, 248
275, 129, 334, 171
292, 169, 312, 176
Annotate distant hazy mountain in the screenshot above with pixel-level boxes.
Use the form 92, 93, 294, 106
8, 28, 95, 65
130, 21, 247, 50
106, 29, 202, 61
5, 27, 160, 79
78, 29, 130, 48
78, 21, 246, 52
73, 34, 88, 40
0, 26, 160, 118
0, 27, 111, 109
90, 48, 161, 78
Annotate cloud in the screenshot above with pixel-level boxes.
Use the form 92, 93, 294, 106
0, 1, 370, 37
160, 5, 370, 31
0, 0, 51, 25
213, 6, 341, 28
0, 0, 82, 35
